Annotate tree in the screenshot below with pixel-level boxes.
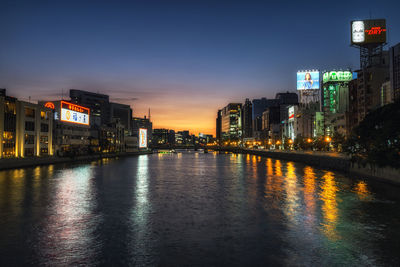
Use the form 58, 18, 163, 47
344, 100, 400, 169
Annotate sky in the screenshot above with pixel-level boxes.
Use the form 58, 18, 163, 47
1, 0, 400, 135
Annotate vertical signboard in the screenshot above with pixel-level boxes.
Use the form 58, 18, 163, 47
139, 128, 148, 148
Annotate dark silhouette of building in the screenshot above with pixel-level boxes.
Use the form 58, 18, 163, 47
241, 98, 253, 138
252, 98, 279, 135
390, 43, 400, 101
216, 109, 222, 143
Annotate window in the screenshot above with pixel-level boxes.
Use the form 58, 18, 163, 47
25, 134, 35, 145
25, 121, 35, 131
40, 148, 48, 155
24, 148, 34, 157
25, 107, 35, 118
41, 123, 49, 132
40, 136, 48, 144
40, 111, 49, 120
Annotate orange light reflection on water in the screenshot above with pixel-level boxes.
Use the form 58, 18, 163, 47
320, 171, 340, 240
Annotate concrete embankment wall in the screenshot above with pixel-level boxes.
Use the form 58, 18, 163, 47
217, 147, 400, 185
0, 151, 152, 171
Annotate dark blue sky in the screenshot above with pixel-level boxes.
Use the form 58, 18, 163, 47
1, 0, 399, 134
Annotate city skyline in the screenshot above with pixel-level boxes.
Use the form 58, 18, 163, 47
1, 0, 400, 135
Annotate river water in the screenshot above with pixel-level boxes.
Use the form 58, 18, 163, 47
0, 152, 399, 266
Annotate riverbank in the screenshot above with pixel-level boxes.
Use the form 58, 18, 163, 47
215, 147, 400, 185
0, 150, 152, 171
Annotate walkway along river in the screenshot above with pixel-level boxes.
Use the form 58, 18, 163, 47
0, 152, 399, 266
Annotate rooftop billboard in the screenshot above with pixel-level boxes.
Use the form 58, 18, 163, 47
297, 71, 320, 90
351, 19, 387, 45
322, 71, 353, 83
60, 101, 90, 125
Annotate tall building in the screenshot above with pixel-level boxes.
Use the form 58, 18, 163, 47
390, 43, 400, 101
221, 103, 242, 140
241, 98, 253, 138
322, 70, 353, 136
216, 109, 222, 143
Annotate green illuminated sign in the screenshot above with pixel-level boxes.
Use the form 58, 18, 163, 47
323, 71, 352, 83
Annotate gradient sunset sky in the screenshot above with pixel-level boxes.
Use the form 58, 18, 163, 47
1, 0, 400, 135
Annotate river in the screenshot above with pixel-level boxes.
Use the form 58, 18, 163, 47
0, 152, 399, 266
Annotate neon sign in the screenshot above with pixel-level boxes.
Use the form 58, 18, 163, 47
365, 27, 386, 35
44, 102, 55, 109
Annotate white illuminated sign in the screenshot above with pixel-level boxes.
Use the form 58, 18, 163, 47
352, 21, 365, 43
60, 101, 90, 125
288, 106, 295, 121
139, 128, 147, 148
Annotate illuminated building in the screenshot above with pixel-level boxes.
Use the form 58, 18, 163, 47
0, 89, 53, 158
220, 103, 242, 141
153, 129, 169, 145
69, 89, 110, 126
131, 116, 152, 147
390, 42, 400, 101
322, 70, 353, 136
39, 100, 90, 156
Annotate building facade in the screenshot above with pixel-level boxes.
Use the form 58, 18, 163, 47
220, 103, 242, 141
0, 90, 53, 158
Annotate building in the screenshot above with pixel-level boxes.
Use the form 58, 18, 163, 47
0, 89, 53, 158
109, 102, 132, 134
69, 89, 110, 126
252, 98, 278, 136
381, 80, 393, 106
220, 103, 242, 141
40, 100, 91, 156
322, 70, 353, 136
216, 109, 222, 143
153, 128, 170, 145
355, 52, 390, 124
131, 116, 152, 145
241, 99, 253, 138
390, 43, 400, 101
261, 106, 280, 143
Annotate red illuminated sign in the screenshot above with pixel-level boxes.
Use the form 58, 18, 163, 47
365, 27, 386, 35
44, 102, 55, 109
60, 101, 90, 114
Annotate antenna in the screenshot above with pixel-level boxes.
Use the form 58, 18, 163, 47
148, 108, 151, 121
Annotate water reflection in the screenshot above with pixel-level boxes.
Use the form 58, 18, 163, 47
354, 181, 372, 201
0, 154, 399, 266
130, 155, 152, 264
37, 165, 101, 265
303, 166, 317, 228
283, 162, 300, 225
319, 171, 339, 240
